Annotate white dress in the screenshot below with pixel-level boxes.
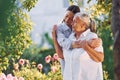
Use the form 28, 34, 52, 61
63, 29, 104, 80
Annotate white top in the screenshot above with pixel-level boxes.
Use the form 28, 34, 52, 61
63, 29, 104, 80
56, 22, 72, 75
56, 22, 72, 50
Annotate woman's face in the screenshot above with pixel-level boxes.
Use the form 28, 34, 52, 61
72, 16, 87, 33
63, 11, 74, 28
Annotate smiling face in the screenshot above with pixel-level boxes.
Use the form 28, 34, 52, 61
72, 16, 87, 33
63, 11, 74, 28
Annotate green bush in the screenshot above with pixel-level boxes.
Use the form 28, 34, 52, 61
0, 0, 38, 71
21, 46, 55, 72
13, 54, 62, 80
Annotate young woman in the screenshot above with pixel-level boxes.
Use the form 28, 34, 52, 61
52, 5, 80, 74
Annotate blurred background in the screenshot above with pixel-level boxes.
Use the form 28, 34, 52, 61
0, 0, 113, 80
29, 0, 97, 47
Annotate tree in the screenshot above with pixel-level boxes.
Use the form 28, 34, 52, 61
112, 0, 120, 79
0, 0, 38, 72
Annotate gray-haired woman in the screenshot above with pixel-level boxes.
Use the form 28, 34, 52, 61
63, 12, 104, 80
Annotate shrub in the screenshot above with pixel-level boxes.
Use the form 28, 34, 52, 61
0, 73, 24, 80
13, 53, 62, 80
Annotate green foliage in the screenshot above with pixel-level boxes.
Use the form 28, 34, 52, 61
0, 0, 38, 71
46, 70, 62, 80
97, 19, 114, 79
13, 58, 46, 80
21, 46, 55, 64
14, 67, 47, 80
86, 0, 113, 79
0, 0, 15, 71
13, 55, 62, 80
22, 0, 38, 11
44, 33, 54, 48
21, 47, 55, 74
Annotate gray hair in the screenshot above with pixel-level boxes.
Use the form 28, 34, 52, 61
74, 12, 96, 32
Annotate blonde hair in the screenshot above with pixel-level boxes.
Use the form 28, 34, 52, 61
75, 12, 96, 32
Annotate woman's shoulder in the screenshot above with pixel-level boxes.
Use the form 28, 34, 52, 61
69, 32, 75, 40
88, 31, 98, 38
57, 23, 70, 32
57, 23, 66, 30
57, 22, 66, 28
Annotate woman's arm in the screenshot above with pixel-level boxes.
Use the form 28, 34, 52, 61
72, 38, 101, 49
52, 25, 64, 59
88, 38, 102, 48
82, 40, 104, 62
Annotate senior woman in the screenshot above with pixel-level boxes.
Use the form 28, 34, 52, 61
63, 12, 104, 80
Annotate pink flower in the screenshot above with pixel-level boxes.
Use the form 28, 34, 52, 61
45, 55, 51, 63
19, 77, 24, 80
51, 66, 57, 73
7, 74, 13, 79
2, 77, 7, 80
19, 59, 25, 66
0, 73, 6, 78
0, 73, 7, 79
13, 77, 18, 80
37, 64, 43, 70
53, 53, 59, 60
14, 63, 19, 70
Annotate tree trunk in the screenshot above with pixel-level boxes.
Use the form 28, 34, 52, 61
112, 0, 120, 80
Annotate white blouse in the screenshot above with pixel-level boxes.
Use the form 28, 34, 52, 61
63, 29, 104, 80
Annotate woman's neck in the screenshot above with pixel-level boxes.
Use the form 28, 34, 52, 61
75, 32, 82, 40
67, 25, 72, 30
75, 29, 87, 39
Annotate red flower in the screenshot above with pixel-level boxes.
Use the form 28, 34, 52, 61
53, 53, 59, 60
19, 59, 25, 66
37, 64, 43, 70
45, 55, 51, 63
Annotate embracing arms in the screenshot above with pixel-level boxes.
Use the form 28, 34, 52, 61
71, 37, 104, 62
52, 25, 64, 59
81, 40, 104, 62
52, 25, 103, 61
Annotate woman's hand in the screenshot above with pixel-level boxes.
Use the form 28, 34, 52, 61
79, 40, 88, 48
83, 40, 104, 62
88, 38, 102, 48
72, 40, 88, 48
72, 41, 81, 48
71, 38, 102, 49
